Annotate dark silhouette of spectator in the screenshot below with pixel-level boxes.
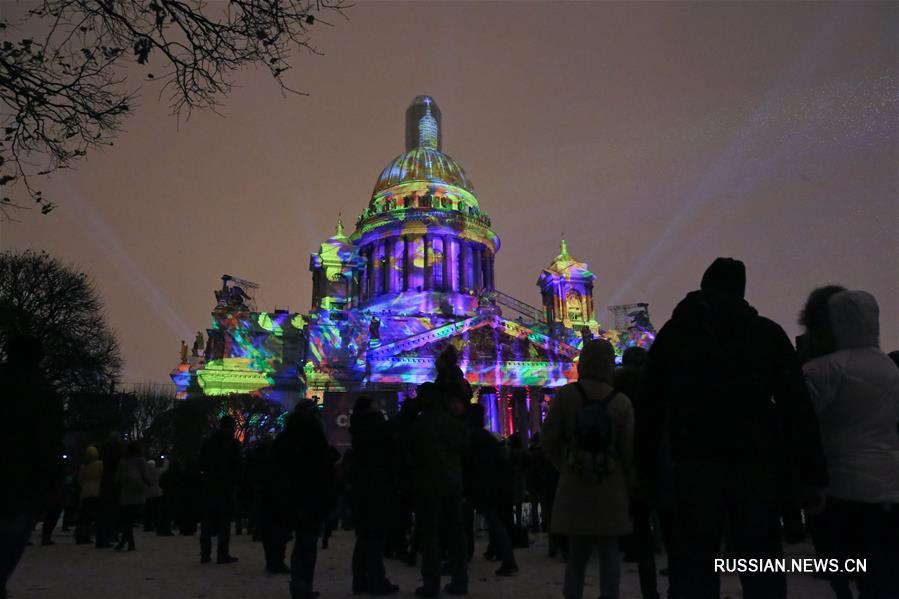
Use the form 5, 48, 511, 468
337, 447, 356, 531
348, 396, 400, 595
74, 446, 103, 544
115, 441, 150, 551
543, 338, 634, 599
245, 441, 270, 542
234, 452, 253, 537
156, 455, 176, 536
410, 363, 470, 597
0, 334, 63, 599
143, 457, 168, 532
321, 444, 342, 549
463, 403, 519, 576
386, 393, 422, 565
614, 346, 661, 599
259, 437, 292, 574
199, 415, 242, 564
60, 456, 79, 533
40, 461, 66, 546
524, 433, 548, 534
802, 289, 899, 599
271, 400, 336, 599
503, 432, 528, 547
176, 458, 203, 535
646, 258, 827, 599
96, 433, 123, 548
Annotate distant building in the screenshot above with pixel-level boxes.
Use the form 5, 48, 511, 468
172, 96, 654, 439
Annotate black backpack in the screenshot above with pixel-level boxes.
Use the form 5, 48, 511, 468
568, 382, 618, 479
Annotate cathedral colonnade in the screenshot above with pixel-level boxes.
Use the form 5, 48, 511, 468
358, 234, 495, 302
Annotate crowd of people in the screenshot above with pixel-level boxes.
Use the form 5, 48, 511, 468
2, 256, 898, 599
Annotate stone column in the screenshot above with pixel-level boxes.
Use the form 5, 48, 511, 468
442, 235, 450, 291
423, 235, 431, 291
372, 241, 383, 297
457, 240, 467, 291
403, 236, 410, 291
528, 387, 543, 435
366, 246, 374, 299
487, 251, 495, 290
473, 244, 483, 290
466, 242, 475, 290
392, 237, 402, 293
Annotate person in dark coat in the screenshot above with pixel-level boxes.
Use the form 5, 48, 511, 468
386, 393, 422, 565
199, 415, 242, 564
348, 396, 399, 595
258, 438, 292, 574
115, 441, 150, 552
0, 334, 63, 599
410, 365, 470, 597
96, 433, 122, 548
273, 400, 336, 599
646, 257, 828, 599
614, 346, 661, 599
463, 403, 519, 576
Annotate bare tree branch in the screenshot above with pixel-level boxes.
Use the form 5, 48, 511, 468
0, 0, 350, 219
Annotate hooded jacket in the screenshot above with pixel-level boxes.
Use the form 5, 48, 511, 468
543, 338, 634, 536
647, 289, 827, 486
803, 290, 899, 503
78, 446, 104, 499
145, 459, 169, 499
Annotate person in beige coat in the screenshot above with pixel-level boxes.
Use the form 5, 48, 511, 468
543, 339, 634, 599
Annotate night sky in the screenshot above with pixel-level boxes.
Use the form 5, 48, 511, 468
3, 1, 896, 385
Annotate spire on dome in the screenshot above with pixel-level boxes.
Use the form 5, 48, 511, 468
559, 238, 570, 260
335, 213, 345, 237
405, 95, 442, 152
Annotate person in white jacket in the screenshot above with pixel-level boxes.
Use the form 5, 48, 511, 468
143, 458, 169, 532
802, 289, 899, 599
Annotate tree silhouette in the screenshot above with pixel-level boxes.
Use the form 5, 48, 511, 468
0, 0, 349, 219
0, 250, 121, 394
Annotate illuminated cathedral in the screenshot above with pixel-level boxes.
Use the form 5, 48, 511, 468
172, 96, 654, 438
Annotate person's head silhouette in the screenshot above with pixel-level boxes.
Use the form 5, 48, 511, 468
700, 257, 746, 298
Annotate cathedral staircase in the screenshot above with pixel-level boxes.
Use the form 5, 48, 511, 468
493, 290, 546, 324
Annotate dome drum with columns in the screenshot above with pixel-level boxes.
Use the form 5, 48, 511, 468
172, 96, 654, 442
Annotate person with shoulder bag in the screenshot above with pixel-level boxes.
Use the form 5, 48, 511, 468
543, 339, 635, 599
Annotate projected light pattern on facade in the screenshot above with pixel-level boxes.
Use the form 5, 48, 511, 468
172, 96, 654, 437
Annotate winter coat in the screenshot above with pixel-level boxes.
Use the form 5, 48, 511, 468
409, 408, 469, 498
199, 428, 242, 504
348, 409, 394, 510
646, 289, 827, 487
803, 290, 899, 504
0, 364, 64, 517
272, 411, 336, 532
543, 379, 634, 536
117, 455, 151, 506
78, 446, 104, 499
464, 426, 506, 510
145, 459, 169, 499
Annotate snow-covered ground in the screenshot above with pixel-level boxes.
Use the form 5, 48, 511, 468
11, 527, 832, 598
